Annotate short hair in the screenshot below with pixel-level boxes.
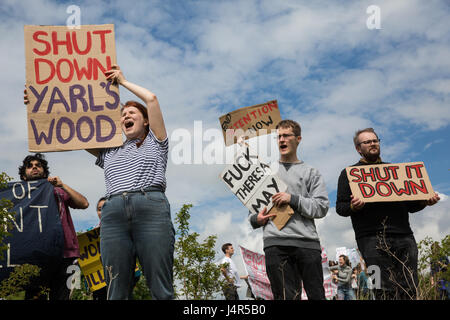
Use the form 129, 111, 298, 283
353, 128, 379, 147
276, 120, 301, 137
18, 153, 50, 181
221, 243, 232, 254
121, 100, 150, 135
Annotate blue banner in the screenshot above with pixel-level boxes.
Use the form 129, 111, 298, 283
0, 179, 64, 282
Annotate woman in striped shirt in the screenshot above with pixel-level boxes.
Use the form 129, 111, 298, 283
94, 65, 174, 300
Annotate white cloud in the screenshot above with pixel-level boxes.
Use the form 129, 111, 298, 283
0, 1, 449, 300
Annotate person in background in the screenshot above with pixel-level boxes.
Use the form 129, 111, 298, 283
18, 153, 89, 299
330, 255, 355, 300
219, 243, 243, 300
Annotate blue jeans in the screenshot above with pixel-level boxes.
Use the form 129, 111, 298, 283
100, 188, 175, 300
337, 285, 356, 300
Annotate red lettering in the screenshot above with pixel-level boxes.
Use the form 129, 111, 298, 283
32, 31, 51, 56
71, 31, 92, 55
92, 30, 112, 54
361, 167, 376, 182
73, 58, 93, 80
34, 58, 55, 84
409, 180, 428, 195
92, 56, 112, 80
262, 105, 269, 113
359, 183, 375, 198
51, 31, 73, 55
56, 59, 74, 83
242, 113, 251, 125
406, 163, 424, 179
387, 166, 399, 179
349, 168, 362, 183
376, 182, 392, 197
389, 181, 411, 196
374, 167, 390, 181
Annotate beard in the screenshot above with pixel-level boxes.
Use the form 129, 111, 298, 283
361, 146, 380, 162
25, 172, 45, 181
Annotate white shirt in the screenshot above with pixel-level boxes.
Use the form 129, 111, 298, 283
220, 256, 241, 288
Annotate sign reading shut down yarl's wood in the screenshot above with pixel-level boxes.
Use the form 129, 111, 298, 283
346, 162, 434, 202
24, 24, 123, 152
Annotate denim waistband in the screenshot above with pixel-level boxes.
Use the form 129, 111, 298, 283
106, 186, 164, 199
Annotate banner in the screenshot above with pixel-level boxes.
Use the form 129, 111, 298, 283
219, 100, 281, 146
346, 162, 434, 203
24, 24, 123, 152
0, 180, 64, 282
239, 246, 273, 300
240, 246, 337, 300
77, 227, 106, 291
220, 145, 293, 230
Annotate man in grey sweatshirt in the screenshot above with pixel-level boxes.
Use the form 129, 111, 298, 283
249, 120, 329, 300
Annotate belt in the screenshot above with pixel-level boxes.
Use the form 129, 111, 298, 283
106, 186, 163, 199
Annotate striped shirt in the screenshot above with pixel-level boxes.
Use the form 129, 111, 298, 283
96, 129, 169, 195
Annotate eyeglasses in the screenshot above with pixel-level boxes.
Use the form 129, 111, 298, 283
276, 134, 297, 140
358, 139, 380, 146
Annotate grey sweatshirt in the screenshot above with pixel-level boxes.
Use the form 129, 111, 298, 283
330, 264, 353, 287
249, 161, 329, 251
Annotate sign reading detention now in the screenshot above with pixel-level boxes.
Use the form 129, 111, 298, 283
346, 162, 434, 202
0, 180, 64, 282
24, 24, 123, 152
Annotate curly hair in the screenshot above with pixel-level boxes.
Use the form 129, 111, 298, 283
18, 153, 50, 181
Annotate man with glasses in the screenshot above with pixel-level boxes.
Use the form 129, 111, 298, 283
249, 120, 329, 300
19, 153, 89, 299
336, 128, 440, 299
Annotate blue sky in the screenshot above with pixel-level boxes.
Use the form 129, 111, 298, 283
0, 0, 449, 297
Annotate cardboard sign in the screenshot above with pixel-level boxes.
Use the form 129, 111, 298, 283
77, 227, 106, 292
24, 24, 123, 152
219, 100, 282, 146
0, 180, 64, 282
346, 162, 434, 203
220, 145, 293, 230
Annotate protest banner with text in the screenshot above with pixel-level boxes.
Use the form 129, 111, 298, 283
24, 24, 123, 152
239, 246, 273, 300
77, 227, 106, 291
0, 180, 64, 282
220, 145, 293, 230
346, 162, 434, 203
219, 100, 281, 146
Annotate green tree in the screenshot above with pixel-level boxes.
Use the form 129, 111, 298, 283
173, 204, 226, 300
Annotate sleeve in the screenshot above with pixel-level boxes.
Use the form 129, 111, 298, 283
248, 210, 261, 229
336, 168, 353, 217
290, 169, 329, 219
406, 200, 427, 214
95, 148, 107, 169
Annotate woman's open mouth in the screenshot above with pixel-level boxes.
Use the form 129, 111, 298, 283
124, 120, 134, 129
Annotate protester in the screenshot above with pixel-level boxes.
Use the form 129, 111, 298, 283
330, 255, 355, 300
336, 128, 440, 299
18, 153, 89, 299
249, 120, 329, 300
219, 243, 244, 300
82, 64, 174, 300
355, 263, 370, 299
